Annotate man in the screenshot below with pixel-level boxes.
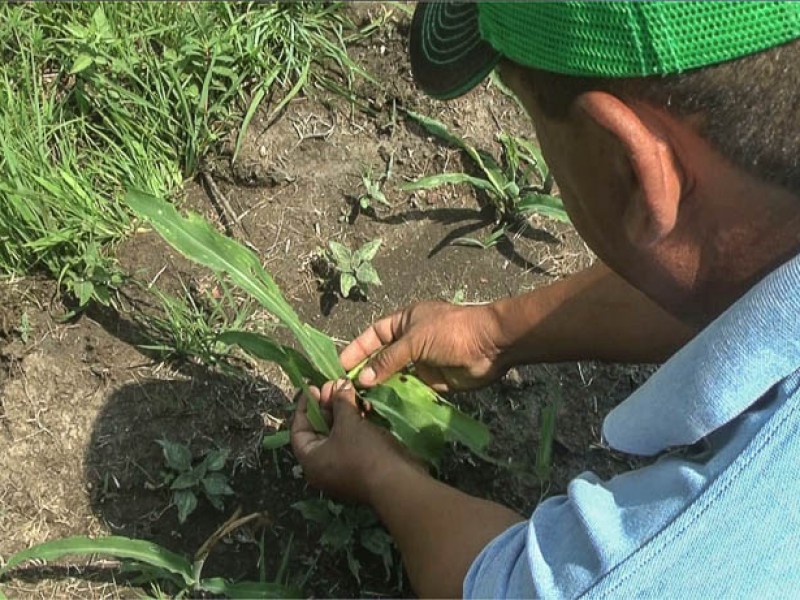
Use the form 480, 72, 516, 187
292, 3, 800, 597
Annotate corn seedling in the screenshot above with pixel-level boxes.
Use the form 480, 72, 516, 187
0, 510, 301, 598
294, 499, 396, 585
402, 110, 568, 248
125, 189, 491, 468
157, 440, 234, 524
327, 238, 382, 299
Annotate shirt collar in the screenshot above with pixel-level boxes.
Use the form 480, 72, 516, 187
603, 253, 800, 456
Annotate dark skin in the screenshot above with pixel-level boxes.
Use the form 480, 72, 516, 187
292, 60, 800, 598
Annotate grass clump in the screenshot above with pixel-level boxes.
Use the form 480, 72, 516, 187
0, 2, 367, 312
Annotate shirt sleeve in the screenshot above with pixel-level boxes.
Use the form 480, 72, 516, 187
462, 389, 780, 599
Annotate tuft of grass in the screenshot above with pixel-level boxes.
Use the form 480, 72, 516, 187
0, 2, 369, 315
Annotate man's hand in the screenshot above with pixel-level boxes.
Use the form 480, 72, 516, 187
340, 300, 508, 392
291, 379, 426, 504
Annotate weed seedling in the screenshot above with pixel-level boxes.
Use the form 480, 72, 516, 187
157, 439, 234, 523
402, 110, 568, 248
293, 499, 396, 585
326, 238, 382, 299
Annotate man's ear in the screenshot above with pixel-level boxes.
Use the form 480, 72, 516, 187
577, 91, 683, 247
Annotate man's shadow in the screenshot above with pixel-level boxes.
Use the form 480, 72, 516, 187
82, 371, 310, 585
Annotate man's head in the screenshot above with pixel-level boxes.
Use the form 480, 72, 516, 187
410, 2, 800, 325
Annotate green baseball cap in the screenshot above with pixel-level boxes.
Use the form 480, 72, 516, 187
410, 2, 800, 100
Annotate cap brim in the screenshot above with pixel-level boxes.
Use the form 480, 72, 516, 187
410, 2, 501, 100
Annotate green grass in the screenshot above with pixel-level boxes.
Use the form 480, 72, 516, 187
0, 2, 368, 314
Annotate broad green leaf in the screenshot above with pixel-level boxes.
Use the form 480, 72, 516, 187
69, 54, 94, 75
355, 262, 381, 286
200, 577, 303, 599
340, 272, 357, 298
292, 498, 333, 525
0, 536, 193, 585
366, 374, 491, 464
202, 448, 229, 472
202, 473, 234, 497
217, 331, 324, 387
518, 193, 570, 223
262, 430, 291, 450
360, 527, 394, 580
173, 490, 198, 523
327, 241, 352, 271
321, 518, 354, 551
171, 469, 202, 490
401, 172, 496, 194
72, 280, 94, 307
157, 439, 192, 473
125, 190, 343, 381
356, 238, 381, 262
217, 331, 328, 433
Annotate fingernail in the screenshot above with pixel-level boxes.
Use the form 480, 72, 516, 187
338, 379, 352, 391
360, 367, 376, 384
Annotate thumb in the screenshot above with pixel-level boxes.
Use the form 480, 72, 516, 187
360, 339, 412, 386
329, 380, 361, 420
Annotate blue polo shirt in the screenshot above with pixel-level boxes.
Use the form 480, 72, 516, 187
465, 253, 800, 598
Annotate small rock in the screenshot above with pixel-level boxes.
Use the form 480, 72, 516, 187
259, 145, 267, 157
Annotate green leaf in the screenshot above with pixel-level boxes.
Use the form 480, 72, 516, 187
173, 490, 198, 523
200, 578, 303, 599
262, 430, 291, 450
217, 331, 324, 387
0, 536, 193, 585
202, 448, 229, 472
327, 241, 352, 271
125, 190, 343, 382
171, 469, 202, 490
72, 280, 94, 307
355, 262, 381, 286
365, 374, 491, 465
202, 472, 234, 497
360, 527, 394, 580
340, 272, 357, 298
356, 238, 382, 262
157, 439, 192, 473
292, 498, 333, 525
517, 193, 570, 223
69, 54, 94, 75
401, 172, 496, 194
321, 518, 354, 551
233, 86, 266, 164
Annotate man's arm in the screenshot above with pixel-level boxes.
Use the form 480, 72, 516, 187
368, 461, 524, 598
341, 261, 697, 391
492, 262, 696, 366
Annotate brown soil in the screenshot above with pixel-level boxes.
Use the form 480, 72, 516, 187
0, 6, 653, 598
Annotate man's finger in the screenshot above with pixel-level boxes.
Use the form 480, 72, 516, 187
291, 388, 323, 459
328, 379, 362, 420
360, 337, 414, 386
339, 312, 403, 371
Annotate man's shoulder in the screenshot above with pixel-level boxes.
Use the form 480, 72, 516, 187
467, 367, 800, 599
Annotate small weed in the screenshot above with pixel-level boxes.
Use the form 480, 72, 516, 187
341, 159, 394, 223
293, 498, 396, 585
157, 439, 234, 524
17, 311, 31, 343
326, 239, 382, 299
403, 110, 568, 248
134, 278, 253, 366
